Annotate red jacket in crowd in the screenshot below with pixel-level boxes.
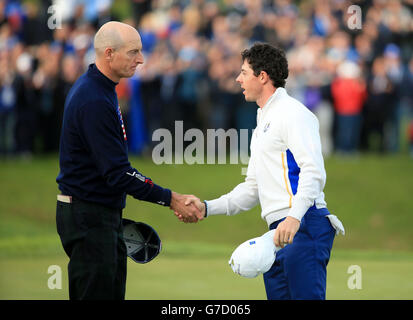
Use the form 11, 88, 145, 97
331, 78, 367, 116
408, 120, 413, 143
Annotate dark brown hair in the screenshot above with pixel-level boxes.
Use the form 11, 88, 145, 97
241, 43, 289, 88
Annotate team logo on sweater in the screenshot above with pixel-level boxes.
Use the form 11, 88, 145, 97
126, 171, 154, 186
117, 105, 127, 141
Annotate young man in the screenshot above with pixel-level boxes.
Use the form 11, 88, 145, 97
181, 43, 344, 300
56, 21, 203, 300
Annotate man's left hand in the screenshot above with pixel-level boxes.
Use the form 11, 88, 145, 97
274, 216, 300, 248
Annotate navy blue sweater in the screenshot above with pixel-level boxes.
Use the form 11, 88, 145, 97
56, 64, 171, 209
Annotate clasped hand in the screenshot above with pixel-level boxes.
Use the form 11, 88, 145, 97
170, 192, 205, 223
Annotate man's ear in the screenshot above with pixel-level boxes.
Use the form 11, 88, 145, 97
259, 71, 269, 83
104, 47, 115, 61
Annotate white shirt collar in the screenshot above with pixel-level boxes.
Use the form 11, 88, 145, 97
257, 87, 287, 123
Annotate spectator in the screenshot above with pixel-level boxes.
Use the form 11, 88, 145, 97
132, 0, 151, 27
383, 43, 404, 152
331, 60, 367, 154
361, 56, 396, 153
0, 48, 16, 157
409, 120, 413, 158
52, 53, 81, 149
32, 43, 60, 153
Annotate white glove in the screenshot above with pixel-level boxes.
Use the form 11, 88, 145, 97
326, 214, 345, 236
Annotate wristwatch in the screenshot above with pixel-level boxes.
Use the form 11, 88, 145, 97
203, 200, 208, 218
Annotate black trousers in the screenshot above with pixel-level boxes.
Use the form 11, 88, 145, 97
56, 197, 127, 300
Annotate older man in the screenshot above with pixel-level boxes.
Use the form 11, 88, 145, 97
56, 21, 202, 300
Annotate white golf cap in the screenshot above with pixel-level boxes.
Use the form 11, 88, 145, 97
228, 230, 281, 278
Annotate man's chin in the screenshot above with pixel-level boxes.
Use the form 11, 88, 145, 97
244, 95, 255, 102
118, 70, 136, 79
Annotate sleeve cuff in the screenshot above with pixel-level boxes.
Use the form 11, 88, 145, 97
288, 197, 313, 221
203, 200, 208, 217
204, 198, 227, 216
144, 184, 172, 207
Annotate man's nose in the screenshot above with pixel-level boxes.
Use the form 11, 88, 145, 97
137, 52, 144, 65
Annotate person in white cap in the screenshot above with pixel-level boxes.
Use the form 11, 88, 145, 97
178, 43, 345, 300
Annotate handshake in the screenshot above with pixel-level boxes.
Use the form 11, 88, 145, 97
170, 192, 205, 223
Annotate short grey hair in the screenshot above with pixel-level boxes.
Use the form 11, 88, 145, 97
93, 24, 124, 56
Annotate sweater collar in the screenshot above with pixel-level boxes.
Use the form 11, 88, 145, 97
87, 63, 118, 90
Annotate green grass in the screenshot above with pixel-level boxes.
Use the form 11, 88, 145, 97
0, 154, 413, 299
1, 245, 412, 300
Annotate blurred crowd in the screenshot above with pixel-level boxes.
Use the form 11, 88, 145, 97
1, 0, 413, 159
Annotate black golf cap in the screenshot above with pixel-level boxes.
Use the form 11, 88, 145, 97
122, 219, 162, 263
